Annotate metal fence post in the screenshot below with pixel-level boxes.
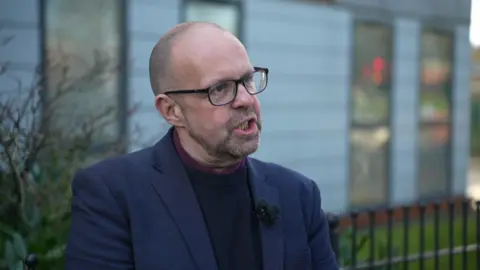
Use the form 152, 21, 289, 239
25, 254, 38, 270
327, 212, 340, 264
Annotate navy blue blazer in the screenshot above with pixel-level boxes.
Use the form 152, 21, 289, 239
65, 129, 338, 270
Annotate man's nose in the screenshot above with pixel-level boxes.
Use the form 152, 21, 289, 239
232, 84, 255, 108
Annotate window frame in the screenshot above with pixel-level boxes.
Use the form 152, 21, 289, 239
40, 0, 129, 153
348, 19, 395, 210
180, 0, 244, 41
416, 27, 455, 200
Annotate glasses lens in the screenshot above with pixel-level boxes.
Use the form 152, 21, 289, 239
245, 70, 268, 94
208, 81, 236, 105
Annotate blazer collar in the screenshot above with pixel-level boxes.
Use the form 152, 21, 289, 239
247, 158, 285, 270
151, 128, 218, 270
151, 128, 284, 270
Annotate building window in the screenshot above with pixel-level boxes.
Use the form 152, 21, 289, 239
418, 30, 453, 198
472, 48, 480, 157
183, 0, 241, 38
43, 0, 125, 148
349, 22, 393, 208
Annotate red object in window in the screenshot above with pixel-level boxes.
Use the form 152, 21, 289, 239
362, 57, 388, 85
372, 57, 385, 72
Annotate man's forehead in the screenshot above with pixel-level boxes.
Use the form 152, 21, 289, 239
173, 26, 242, 56
170, 26, 251, 86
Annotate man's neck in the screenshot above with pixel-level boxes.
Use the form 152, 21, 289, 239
172, 128, 245, 174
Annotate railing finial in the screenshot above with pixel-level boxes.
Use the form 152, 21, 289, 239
25, 253, 38, 270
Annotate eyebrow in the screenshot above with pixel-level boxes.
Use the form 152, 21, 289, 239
208, 69, 255, 86
241, 68, 256, 78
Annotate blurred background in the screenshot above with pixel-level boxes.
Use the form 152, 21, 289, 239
0, 0, 478, 269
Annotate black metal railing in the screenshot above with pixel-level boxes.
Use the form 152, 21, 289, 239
22, 198, 480, 270
328, 198, 480, 270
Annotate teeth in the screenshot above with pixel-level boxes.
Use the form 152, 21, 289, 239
238, 121, 249, 130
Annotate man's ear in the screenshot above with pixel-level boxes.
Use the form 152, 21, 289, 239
155, 94, 185, 127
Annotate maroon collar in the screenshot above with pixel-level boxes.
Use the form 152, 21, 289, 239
172, 129, 246, 175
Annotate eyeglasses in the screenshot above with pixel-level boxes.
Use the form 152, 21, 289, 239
164, 66, 269, 106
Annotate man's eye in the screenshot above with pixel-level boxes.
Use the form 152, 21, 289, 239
211, 82, 230, 92
244, 74, 254, 83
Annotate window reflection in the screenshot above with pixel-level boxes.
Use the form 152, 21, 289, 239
418, 30, 453, 197
350, 127, 390, 206
472, 53, 480, 158
420, 32, 452, 122
349, 23, 392, 207
418, 125, 450, 197
44, 0, 122, 143
184, 1, 240, 37
352, 23, 392, 125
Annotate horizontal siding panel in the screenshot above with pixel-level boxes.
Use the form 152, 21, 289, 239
129, 77, 155, 108
458, 0, 472, 19
393, 104, 417, 123
0, 69, 40, 123
393, 131, 417, 149
278, 157, 348, 212
338, 0, 382, 8
132, 0, 178, 6
0, 0, 40, 128
246, 1, 350, 47
248, 0, 349, 23
261, 106, 347, 131
454, 102, 471, 127
0, 0, 39, 23
390, 18, 420, 205
387, 0, 460, 18
265, 73, 350, 89
261, 155, 346, 176
258, 82, 347, 105
392, 152, 417, 172
246, 20, 350, 48
249, 49, 349, 77
129, 39, 157, 72
257, 136, 347, 160
451, 24, 471, 198
261, 128, 346, 141
245, 0, 352, 212
385, 0, 425, 15
0, 27, 40, 64
127, 0, 180, 146
389, 171, 416, 204
0, 68, 38, 91
393, 81, 419, 102
128, 109, 169, 152
128, 0, 179, 34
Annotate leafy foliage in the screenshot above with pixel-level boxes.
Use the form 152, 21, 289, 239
0, 33, 137, 270
338, 227, 402, 269
338, 227, 369, 266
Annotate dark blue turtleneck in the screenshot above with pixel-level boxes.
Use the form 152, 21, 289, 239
172, 130, 263, 270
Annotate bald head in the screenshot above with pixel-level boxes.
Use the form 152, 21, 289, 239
149, 22, 225, 95
152, 22, 261, 165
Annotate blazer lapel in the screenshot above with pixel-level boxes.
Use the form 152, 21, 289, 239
150, 128, 217, 270
247, 159, 284, 270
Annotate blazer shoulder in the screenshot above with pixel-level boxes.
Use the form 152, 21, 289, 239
80, 146, 155, 184
88, 146, 153, 168
249, 157, 316, 191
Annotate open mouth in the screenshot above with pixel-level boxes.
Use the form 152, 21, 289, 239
237, 120, 250, 131
234, 118, 257, 133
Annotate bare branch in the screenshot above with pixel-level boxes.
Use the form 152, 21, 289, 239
0, 38, 141, 242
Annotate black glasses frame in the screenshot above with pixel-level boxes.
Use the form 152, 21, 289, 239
163, 66, 269, 106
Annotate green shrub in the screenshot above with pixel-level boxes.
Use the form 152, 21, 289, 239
0, 35, 136, 270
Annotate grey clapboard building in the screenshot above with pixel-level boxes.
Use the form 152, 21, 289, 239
0, 0, 472, 213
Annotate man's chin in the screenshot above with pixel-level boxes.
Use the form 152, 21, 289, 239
230, 139, 260, 158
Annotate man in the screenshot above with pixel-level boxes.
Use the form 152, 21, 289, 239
65, 22, 338, 270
